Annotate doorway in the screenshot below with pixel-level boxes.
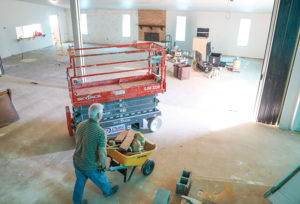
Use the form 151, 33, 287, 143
49, 15, 61, 45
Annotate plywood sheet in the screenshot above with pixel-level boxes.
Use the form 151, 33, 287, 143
193, 37, 208, 62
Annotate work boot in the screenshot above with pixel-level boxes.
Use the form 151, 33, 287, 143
105, 185, 119, 197
82, 199, 88, 204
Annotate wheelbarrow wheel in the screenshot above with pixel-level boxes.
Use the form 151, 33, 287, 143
141, 159, 155, 176
147, 117, 162, 132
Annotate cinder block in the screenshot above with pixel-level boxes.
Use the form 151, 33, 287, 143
176, 170, 192, 195
152, 188, 171, 204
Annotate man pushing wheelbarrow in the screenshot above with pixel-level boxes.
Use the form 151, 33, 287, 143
72, 103, 156, 204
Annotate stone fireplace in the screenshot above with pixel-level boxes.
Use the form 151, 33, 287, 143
138, 10, 166, 42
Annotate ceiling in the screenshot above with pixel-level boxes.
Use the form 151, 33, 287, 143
17, 0, 274, 13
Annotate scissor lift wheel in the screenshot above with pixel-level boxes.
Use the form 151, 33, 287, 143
141, 159, 155, 176
147, 117, 162, 132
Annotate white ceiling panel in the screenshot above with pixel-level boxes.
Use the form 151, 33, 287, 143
17, 0, 274, 13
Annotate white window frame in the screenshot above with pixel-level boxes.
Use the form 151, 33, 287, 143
122, 14, 131, 37
80, 13, 88, 35
237, 18, 251, 46
176, 16, 186, 41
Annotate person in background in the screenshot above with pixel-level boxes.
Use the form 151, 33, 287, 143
72, 103, 119, 204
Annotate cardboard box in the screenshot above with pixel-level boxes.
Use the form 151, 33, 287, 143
173, 64, 179, 78
178, 66, 190, 80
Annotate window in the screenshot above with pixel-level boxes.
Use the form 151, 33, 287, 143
80, 13, 88, 35
122, 14, 131, 37
16, 24, 43, 40
176, 16, 186, 41
237, 19, 251, 46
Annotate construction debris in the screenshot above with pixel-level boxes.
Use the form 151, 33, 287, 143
119, 129, 136, 151
109, 130, 147, 155
114, 130, 128, 143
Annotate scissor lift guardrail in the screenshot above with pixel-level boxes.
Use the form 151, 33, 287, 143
65, 42, 166, 136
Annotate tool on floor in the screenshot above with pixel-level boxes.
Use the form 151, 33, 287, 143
181, 195, 202, 204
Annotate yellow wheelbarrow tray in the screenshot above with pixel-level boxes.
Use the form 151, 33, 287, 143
106, 136, 157, 183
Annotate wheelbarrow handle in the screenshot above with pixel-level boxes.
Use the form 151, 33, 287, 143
105, 166, 133, 172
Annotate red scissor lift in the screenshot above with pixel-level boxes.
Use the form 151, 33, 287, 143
66, 42, 166, 137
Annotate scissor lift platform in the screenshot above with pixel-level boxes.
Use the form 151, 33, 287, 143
65, 42, 166, 136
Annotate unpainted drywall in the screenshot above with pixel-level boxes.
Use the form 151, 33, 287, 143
64, 9, 138, 45
280, 41, 300, 131
166, 11, 272, 59
0, 0, 66, 58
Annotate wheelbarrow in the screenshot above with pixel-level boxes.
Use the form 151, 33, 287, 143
105, 136, 157, 183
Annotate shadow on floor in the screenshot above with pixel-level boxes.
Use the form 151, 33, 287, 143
0, 119, 75, 160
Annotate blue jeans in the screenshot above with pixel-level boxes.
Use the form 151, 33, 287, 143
73, 162, 112, 204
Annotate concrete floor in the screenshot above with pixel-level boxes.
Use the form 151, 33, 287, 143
1, 45, 300, 204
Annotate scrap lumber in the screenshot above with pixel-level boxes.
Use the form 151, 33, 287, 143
114, 130, 128, 143
119, 129, 136, 151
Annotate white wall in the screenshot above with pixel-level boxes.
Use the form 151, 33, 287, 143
65, 9, 271, 59
166, 11, 272, 59
0, 0, 66, 58
64, 9, 138, 45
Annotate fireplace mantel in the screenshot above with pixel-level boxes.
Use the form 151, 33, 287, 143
138, 24, 165, 31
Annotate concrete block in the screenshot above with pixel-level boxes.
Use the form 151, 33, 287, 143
176, 170, 192, 195
152, 188, 171, 204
